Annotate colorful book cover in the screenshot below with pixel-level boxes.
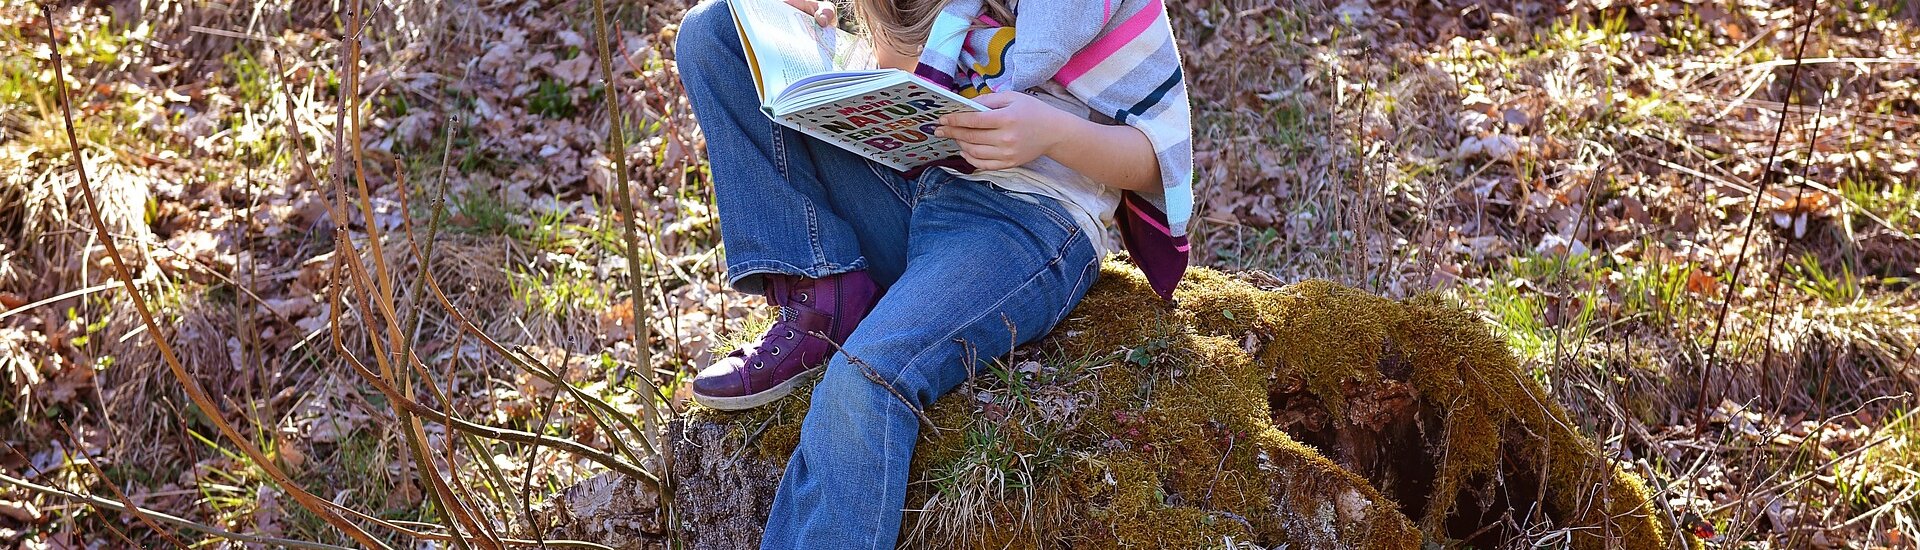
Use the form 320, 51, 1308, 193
776, 80, 980, 171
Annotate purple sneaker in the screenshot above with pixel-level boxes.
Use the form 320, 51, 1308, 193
692, 271, 879, 410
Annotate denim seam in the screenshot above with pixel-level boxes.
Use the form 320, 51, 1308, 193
912, 172, 950, 206
868, 161, 910, 206
804, 201, 829, 268
883, 229, 1075, 392
1060, 226, 1084, 258
725, 258, 868, 287
1053, 250, 1099, 325
1026, 192, 1080, 236
875, 400, 892, 550
771, 117, 789, 180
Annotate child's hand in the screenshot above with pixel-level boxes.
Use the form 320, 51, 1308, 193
936, 92, 1079, 171
781, 0, 837, 27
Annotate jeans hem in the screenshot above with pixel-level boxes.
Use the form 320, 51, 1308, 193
726, 258, 869, 294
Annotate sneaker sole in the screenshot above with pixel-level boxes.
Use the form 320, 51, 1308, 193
692, 364, 826, 411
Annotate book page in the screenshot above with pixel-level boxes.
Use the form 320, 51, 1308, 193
728, 0, 874, 101
774, 70, 893, 105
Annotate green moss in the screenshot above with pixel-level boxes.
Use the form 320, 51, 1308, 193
694, 261, 1679, 549
683, 378, 815, 463
1398, 294, 1674, 549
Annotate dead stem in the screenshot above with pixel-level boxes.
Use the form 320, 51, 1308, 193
589, 0, 666, 483
39, 5, 393, 548
0, 471, 359, 550
409, 244, 668, 470
815, 331, 940, 433
58, 423, 191, 550
325, 2, 494, 541
1695, 0, 1819, 423
337, 247, 494, 549
522, 378, 568, 543
326, 264, 659, 483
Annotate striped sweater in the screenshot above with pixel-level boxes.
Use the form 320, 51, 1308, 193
914, 0, 1194, 300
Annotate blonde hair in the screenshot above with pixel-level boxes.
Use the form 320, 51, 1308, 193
851, 0, 1014, 56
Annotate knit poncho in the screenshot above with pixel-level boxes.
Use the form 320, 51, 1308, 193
913, 0, 1194, 299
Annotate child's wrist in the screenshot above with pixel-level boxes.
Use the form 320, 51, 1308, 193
1040, 108, 1090, 158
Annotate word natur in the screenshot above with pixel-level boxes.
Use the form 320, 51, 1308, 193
819, 98, 952, 151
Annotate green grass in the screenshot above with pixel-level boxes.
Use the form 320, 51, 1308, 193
1832, 407, 1919, 538
927, 422, 1061, 500
527, 78, 576, 118
509, 262, 611, 316
1463, 251, 1608, 386
2, 12, 145, 108
218, 49, 275, 108
1840, 176, 1920, 235
1616, 250, 1702, 330
527, 79, 604, 119
1787, 253, 1868, 305
0, 36, 47, 112
1208, 226, 1284, 272
1652, 6, 1715, 54
918, 349, 1098, 540
450, 190, 535, 238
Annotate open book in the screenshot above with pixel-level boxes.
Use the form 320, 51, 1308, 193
727, 0, 987, 171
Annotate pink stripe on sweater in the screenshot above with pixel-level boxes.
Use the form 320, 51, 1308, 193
1055, 0, 1163, 85
1124, 196, 1173, 235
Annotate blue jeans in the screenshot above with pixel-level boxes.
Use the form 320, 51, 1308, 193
675, 1, 1103, 548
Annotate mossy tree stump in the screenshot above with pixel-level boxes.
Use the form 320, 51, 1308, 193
545, 264, 1684, 550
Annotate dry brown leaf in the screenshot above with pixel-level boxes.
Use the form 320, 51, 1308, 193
1764, 187, 1836, 216
1685, 268, 1722, 298
599, 298, 636, 341
550, 54, 596, 85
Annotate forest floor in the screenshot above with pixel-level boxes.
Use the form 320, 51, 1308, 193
1, 0, 1917, 547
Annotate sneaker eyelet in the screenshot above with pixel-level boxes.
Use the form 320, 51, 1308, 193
770, 348, 781, 356
785, 329, 795, 339
797, 291, 810, 303
752, 361, 764, 370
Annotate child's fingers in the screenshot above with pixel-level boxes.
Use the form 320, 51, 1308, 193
780, 0, 835, 26
959, 149, 1014, 171
958, 142, 1014, 164
940, 111, 1008, 129
972, 92, 1020, 109
934, 125, 1009, 147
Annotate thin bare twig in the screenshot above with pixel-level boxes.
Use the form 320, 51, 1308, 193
590, 0, 665, 479
324, 268, 658, 482
1696, 0, 1820, 422
58, 423, 191, 550
814, 331, 939, 432
523, 380, 566, 546
0, 471, 357, 550
44, 426, 150, 549
39, 5, 392, 547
